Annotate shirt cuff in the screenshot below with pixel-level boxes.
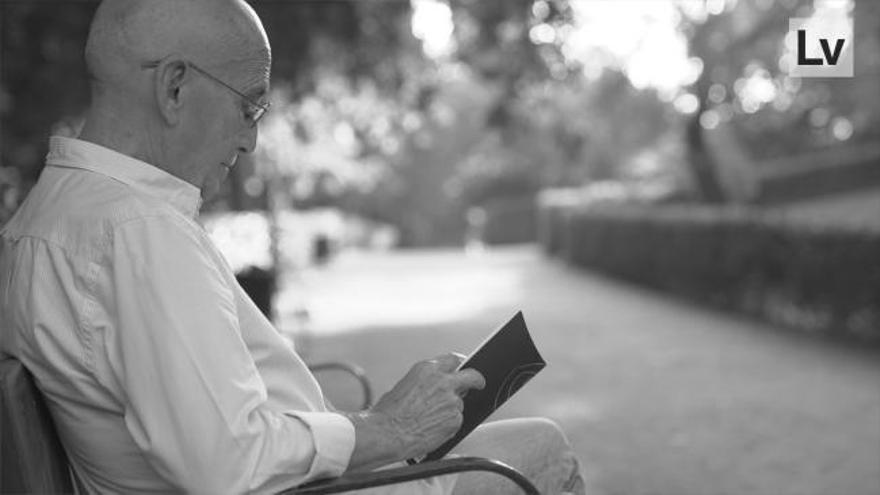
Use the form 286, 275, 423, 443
289, 411, 356, 481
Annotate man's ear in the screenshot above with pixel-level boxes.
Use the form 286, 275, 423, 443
154, 58, 189, 126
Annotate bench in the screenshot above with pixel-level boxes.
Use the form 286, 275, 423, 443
0, 358, 539, 494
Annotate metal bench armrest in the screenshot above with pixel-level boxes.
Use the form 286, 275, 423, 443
280, 456, 539, 495
308, 361, 373, 410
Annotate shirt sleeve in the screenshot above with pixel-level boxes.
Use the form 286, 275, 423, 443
97, 213, 355, 494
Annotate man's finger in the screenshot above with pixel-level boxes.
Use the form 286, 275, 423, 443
433, 353, 465, 372
452, 368, 485, 393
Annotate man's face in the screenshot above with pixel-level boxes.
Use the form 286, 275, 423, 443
177, 56, 270, 202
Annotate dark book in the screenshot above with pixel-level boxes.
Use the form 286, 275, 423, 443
418, 311, 546, 463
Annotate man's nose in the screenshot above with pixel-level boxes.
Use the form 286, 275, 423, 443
237, 124, 258, 154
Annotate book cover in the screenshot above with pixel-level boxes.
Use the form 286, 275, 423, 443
420, 311, 546, 462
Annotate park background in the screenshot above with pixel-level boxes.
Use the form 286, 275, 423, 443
2, 1, 880, 494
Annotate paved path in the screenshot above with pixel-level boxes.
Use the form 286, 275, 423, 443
276, 246, 880, 495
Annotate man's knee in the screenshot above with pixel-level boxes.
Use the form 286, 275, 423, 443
453, 417, 584, 494
517, 418, 584, 495
458, 416, 574, 460
524, 417, 570, 448
511, 417, 574, 460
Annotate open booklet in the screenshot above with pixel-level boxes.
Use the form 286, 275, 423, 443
412, 311, 546, 463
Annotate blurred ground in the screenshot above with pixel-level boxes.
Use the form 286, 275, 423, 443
277, 245, 880, 495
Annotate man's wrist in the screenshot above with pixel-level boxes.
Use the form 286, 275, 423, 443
342, 411, 411, 471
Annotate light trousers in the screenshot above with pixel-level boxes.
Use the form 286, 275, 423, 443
449, 417, 586, 495
351, 417, 586, 495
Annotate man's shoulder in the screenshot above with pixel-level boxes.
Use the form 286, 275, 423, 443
2, 166, 191, 258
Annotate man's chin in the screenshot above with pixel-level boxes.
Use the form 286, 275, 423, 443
199, 172, 228, 206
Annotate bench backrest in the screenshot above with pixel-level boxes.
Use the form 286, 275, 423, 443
0, 358, 75, 493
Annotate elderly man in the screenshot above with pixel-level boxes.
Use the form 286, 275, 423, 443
0, 0, 585, 493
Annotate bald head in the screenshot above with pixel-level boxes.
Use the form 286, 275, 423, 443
78, 0, 272, 200
85, 0, 270, 96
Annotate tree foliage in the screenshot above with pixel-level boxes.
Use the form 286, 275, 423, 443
5, 0, 877, 242
681, 0, 880, 201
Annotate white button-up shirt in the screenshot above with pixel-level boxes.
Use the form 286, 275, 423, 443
0, 137, 356, 494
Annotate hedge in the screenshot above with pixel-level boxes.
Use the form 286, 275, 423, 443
481, 197, 538, 245
538, 202, 880, 342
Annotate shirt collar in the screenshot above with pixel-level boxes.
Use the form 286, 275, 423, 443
45, 136, 202, 218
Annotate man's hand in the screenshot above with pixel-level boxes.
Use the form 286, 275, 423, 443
343, 353, 485, 472
373, 353, 485, 457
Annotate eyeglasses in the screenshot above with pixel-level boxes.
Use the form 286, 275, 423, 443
141, 60, 270, 127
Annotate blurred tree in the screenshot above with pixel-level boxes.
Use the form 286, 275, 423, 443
450, 68, 674, 208
680, 0, 880, 201
448, 0, 576, 130
15, 0, 876, 242
253, 1, 423, 98
254, 0, 585, 245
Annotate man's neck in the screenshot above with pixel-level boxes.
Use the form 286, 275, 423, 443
77, 100, 201, 197
78, 104, 159, 169
79, 116, 139, 162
